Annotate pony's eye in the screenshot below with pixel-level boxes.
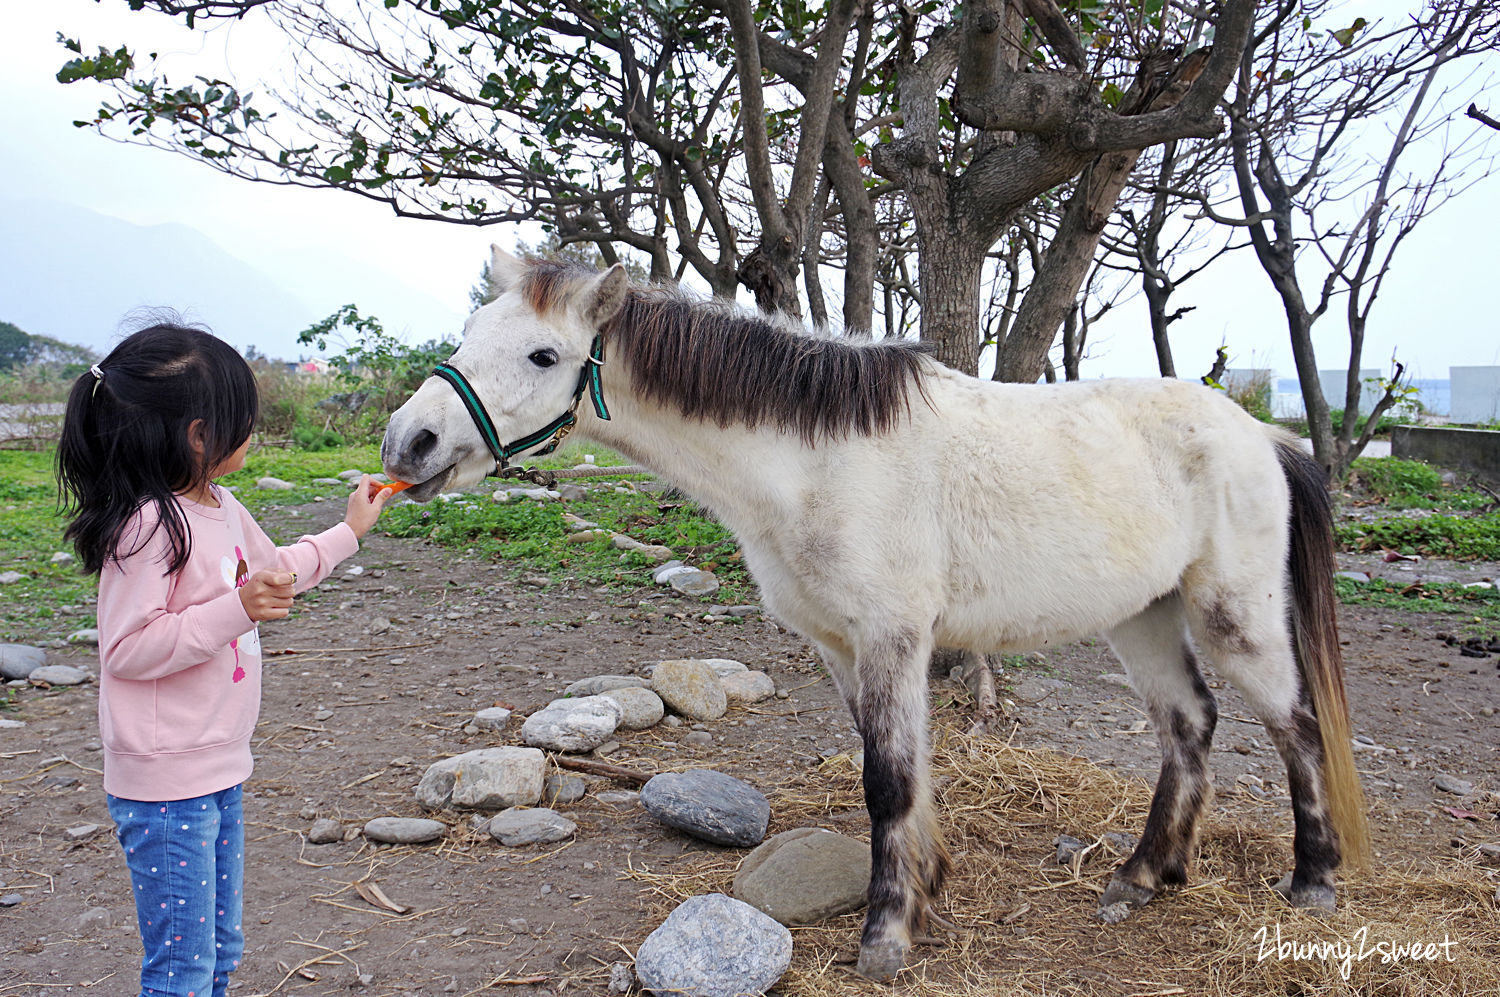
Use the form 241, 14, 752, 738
528, 349, 558, 368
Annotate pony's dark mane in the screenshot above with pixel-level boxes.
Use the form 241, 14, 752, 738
520, 260, 932, 442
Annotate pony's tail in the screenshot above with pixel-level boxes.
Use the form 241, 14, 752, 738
1275, 438, 1371, 870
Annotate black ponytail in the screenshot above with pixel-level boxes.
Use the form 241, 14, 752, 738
56, 322, 259, 575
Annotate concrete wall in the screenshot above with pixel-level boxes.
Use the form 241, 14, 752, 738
1391, 426, 1500, 483
1450, 366, 1500, 425
1318, 369, 1383, 415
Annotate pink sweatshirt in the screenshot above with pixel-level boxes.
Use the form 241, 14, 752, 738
97, 485, 359, 801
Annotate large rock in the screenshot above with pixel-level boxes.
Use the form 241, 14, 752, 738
564, 674, 650, 698
415, 747, 545, 811
521, 696, 623, 753
0, 644, 45, 681
651, 660, 727, 722
733, 828, 870, 925
487, 807, 577, 846
721, 671, 776, 706
640, 770, 770, 847
600, 686, 666, 730
634, 894, 792, 997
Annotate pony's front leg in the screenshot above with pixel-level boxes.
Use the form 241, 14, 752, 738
855, 627, 949, 981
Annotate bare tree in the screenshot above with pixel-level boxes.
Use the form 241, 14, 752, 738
1217, 0, 1500, 477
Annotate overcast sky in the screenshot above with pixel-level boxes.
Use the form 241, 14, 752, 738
1, 0, 1496, 385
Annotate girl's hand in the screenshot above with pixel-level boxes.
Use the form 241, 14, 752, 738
344, 475, 396, 539
240, 570, 296, 622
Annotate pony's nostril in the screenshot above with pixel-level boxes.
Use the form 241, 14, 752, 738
409, 429, 438, 461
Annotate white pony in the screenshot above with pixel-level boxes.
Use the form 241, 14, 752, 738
383, 248, 1368, 981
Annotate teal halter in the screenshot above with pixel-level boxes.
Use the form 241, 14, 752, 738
432, 334, 609, 477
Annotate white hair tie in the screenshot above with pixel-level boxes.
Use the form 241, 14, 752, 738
90, 364, 105, 398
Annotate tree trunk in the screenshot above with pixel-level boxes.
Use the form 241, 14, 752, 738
918, 232, 990, 374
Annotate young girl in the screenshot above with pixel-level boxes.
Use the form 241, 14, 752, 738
57, 323, 395, 997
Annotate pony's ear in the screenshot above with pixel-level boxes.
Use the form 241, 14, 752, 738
488, 244, 526, 298
580, 264, 630, 329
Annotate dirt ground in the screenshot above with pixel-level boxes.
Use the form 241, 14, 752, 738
1, 492, 1497, 997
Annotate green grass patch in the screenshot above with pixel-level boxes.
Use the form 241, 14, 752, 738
378, 482, 756, 603
1337, 512, 1500, 561
1347, 457, 1491, 511
1334, 576, 1500, 627
0, 449, 96, 640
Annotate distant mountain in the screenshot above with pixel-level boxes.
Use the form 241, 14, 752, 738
0, 198, 463, 362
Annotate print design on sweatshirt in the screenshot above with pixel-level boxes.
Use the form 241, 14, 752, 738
219, 546, 257, 682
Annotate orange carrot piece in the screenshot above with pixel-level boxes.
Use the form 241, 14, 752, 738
380, 480, 413, 493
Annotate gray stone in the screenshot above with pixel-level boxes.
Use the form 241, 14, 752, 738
30, 665, 90, 686
308, 818, 344, 844
640, 769, 770, 847
1435, 774, 1475, 796
0, 718, 24, 729
733, 828, 870, 925
0, 894, 21, 908
701, 658, 748, 678
669, 569, 720, 599
0, 644, 45, 681
0, 572, 23, 585
337, 469, 364, 481
415, 747, 545, 811
634, 893, 792, 997
1097, 902, 1133, 924
50, 551, 75, 565
363, 816, 447, 844
256, 476, 295, 490
651, 561, 689, 585
600, 686, 666, 730
651, 660, 728, 722
63, 823, 101, 841
684, 731, 713, 747
487, 807, 577, 846
521, 696, 623, 753
1335, 571, 1371, 583
596, 790, 639, 806
312, 477, 345, 486
473, 707, 512, 731
608, 961, 634, 993
724, 605, 762, 618
66, 629, 100, 646
721, 670, 776, 706
564, 674, 650, 698
75, 907, 111, 932
542, 774, 587, 806
1055, 834, 1086, 865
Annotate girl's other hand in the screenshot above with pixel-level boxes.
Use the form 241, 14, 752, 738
240, 570, 295, 622
344, 475, 396, 539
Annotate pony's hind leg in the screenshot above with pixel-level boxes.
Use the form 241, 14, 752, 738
1100, 594, 1218, 911
1187, 596, 1341, 910
853, 625, 948, 982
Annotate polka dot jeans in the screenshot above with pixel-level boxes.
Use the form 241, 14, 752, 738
107, 785, 245, 997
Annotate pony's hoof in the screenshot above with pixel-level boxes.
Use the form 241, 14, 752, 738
1100, 876, 1156, 909
855, 940, 907, 982
1272, 873, 1336, 912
